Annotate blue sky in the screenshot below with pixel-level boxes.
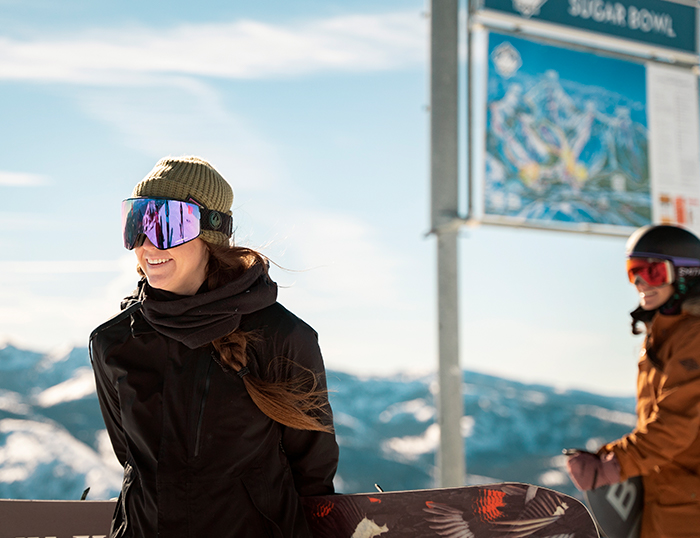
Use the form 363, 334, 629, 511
0, 0, 644, 396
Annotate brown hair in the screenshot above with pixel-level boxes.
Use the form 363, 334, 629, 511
206, 243, 334, 433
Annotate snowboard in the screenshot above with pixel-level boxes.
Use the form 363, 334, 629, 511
0, 482, 599, 538
583, 476, 643, 538
301, 482, 600, 537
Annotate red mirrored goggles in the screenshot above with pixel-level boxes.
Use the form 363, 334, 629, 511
626, 258, 674, 287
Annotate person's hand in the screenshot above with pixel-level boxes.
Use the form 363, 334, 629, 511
565, 450, 621, 491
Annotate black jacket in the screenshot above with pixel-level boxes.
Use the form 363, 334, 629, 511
90, 277, 338, 538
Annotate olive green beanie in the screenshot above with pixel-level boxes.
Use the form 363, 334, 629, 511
132, 156, 234, 246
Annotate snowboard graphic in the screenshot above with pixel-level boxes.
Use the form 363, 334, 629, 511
302, 482, 599, 537
583, 476, 643, 538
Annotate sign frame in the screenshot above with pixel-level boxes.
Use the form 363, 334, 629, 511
470, 0, 699, 65
466, 0, 700, 237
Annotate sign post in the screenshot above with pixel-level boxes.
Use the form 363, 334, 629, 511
430, 0, 466, 487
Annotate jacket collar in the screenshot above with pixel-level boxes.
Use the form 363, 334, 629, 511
650, 296, 700, 343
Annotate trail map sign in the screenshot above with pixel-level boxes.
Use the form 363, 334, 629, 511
468, 0, 700, 236
482, 32, 651, 232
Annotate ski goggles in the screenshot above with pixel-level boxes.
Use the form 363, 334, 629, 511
122, 197, 232, 250
626, 258, 674, 287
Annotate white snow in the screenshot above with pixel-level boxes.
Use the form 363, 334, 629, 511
576, 405, 636, 427
0, 418, 121, 499
0, 391, 31, 415
333, 411, 363, 430
382, 417, 474, 462
522, 390, 547, 405
379, 398, 435, 423
539, 469, 568, 487
585, 437, 608, 452
382, 423, 440, 461
35, 368, 96, 407
42, 343, 75, 365
461, 416, 475, 438
96, 429, 123, 474
333, 473, 348, 492
478, 397, 492, 411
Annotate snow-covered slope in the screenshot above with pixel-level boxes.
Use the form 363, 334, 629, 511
0, 418, 121, 499
0, 344, 635, 500
331, 370, 635, 496
0, 344, 122, 500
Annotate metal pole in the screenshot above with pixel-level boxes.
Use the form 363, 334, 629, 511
430, 0, 465, 487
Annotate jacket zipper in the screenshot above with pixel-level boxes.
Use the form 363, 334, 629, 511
194, 359, 213, 458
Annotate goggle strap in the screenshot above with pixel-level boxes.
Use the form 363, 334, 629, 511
200, 208, 233, 237
630, 252, 700, 267
185, 196, 233, 237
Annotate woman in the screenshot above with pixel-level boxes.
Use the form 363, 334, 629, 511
90, 156, 339, 538
567, 224, 700, 537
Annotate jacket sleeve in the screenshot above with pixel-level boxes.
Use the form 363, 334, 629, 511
277, 322, 339, 497
605, 327, 700, 479
90, 333, 129, 468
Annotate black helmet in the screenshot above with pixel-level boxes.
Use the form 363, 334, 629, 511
626, 225, 700, 277
628, 225, 700, 329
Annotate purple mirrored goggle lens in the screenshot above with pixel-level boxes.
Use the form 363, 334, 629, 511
122, 198, 201, 250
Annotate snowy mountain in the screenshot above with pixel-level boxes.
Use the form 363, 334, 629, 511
0, 344, 635, 501
0, 344, 123, 500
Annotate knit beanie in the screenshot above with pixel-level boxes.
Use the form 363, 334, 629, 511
132, 156, 234, 246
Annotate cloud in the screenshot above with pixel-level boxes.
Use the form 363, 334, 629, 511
253, 205, 406, 312
0, 255, 137, 352
0, 11, 427, 85
76, 83, 282, 192
0, 260, 123, 274
0, 172, 49, 186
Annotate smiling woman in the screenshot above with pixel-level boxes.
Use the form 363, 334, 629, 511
135, 236, 209, 295
89, 155, 338, 538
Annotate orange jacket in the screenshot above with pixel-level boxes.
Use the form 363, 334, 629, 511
605, 301, 700, 538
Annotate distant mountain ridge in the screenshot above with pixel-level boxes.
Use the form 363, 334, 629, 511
0, 344, 635, 500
